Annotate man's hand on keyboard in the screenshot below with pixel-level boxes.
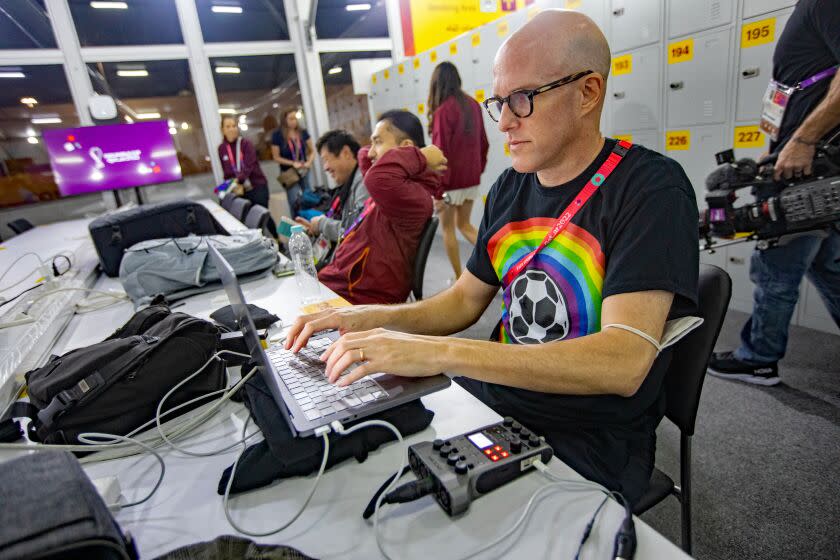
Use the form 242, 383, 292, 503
320, 328, 445, 387
285, 305, 384, 352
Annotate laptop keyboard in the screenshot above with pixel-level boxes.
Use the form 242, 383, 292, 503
266, 337, 389, 422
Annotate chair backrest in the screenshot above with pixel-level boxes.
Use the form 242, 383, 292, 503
8, 218, 35, 235
412, 217, 439, 300
229, 197, 252, 222
664, 264, 732, 436
220, 194, 237, 212
244, 204, 270, 232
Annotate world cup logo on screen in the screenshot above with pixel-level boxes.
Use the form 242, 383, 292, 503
89, 147, 105, 169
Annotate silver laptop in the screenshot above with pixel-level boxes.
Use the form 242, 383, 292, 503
208, 244, 451, 437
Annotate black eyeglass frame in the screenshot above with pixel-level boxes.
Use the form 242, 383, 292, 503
482, 70, 595, 121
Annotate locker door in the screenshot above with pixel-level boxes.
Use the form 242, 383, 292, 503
735, 9, 794, 123
609, 0, 662, 52
394, 61, 410, 104
743, 0, 796, 19
610, 129, 660, 152
797, 279, 840, 335
666, 27, 732, 127
663, 124, 726, 203
562, 0, 607, 33
451, 35, 476, 90
467, 29, 493, 90
667, 0, 734, 38
724, 241, 756, 313
609, 44, 661, 131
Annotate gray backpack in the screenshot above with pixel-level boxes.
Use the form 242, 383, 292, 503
119, 230, 278, 306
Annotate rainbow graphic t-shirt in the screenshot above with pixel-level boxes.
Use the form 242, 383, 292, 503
489, 219, 605, 344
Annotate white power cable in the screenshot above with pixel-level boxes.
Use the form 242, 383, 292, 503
329, 418, 407, 560
0, 252, 46, 292
222, 418, 332, 537
76, 432, 165, 508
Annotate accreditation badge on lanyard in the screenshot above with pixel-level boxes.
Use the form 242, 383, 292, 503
759, 80, 796, 142
760, 66, 839, 141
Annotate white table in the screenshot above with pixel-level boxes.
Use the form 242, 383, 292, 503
0, 207, 691, 560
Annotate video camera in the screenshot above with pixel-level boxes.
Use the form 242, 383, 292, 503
700, 140, 840, 250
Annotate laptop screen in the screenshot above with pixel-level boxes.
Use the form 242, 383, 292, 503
207, 243, 294, 426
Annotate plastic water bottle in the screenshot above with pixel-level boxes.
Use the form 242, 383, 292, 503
289, 225, 321, 305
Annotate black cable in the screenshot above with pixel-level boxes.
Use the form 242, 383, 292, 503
362, 465, 412, 520
0, 284, 43, 310
574, 495, 609, 560
573, 490, 636, 560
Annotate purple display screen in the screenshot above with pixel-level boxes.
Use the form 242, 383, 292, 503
42, 121, 182, 196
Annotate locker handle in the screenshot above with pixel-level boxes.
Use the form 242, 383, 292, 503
669, 81, 684, 91
612, 7, 625, 16
742, 67, 760, 79
729, 256, 746, 265
613, 91, 626, 99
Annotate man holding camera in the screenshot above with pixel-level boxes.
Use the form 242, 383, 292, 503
709, 0, 840, 386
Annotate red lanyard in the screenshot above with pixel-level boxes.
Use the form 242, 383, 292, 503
224, 138, 241, 173
341, 199, 376, 239
502, 139, 632, 287
287, 136, 303, 161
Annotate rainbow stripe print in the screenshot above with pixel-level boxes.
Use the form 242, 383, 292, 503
489, 218, 605, 344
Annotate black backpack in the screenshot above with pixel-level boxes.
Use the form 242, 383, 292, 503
19, 305, 226, 445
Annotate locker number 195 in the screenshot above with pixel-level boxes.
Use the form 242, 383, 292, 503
742, 18, 776, 49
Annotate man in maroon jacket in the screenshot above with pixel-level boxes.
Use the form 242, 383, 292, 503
317, 110, 446, 304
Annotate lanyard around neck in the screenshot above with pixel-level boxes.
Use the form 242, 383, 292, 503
502, 139, 632, 287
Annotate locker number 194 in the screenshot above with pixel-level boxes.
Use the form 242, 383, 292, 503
668, 39, 694, 64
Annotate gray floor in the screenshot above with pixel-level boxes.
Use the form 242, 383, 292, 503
420, 234, 840, 560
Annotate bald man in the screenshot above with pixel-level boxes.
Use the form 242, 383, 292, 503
285, 10, 699, 504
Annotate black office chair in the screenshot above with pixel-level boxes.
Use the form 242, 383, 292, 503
228, 197, 252, 223
411, 217, 439, 301
633, 264, 732, 555
243, 204, 277, 239
8, 218, 35, 235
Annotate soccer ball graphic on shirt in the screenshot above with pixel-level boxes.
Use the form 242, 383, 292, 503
508, 269, 569, 344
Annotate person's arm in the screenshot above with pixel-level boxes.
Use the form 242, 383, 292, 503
431, 106, 452, 198
321, 290, 672, 396
218, 144, 234, 180
312, 215, 340, 241
304, 137, 316, 168
271, 144, 298, 167
362, 146, 440, 218
479, 109, 489, 173
236, 139, 259, 184
775, 71, 840, 179
285, 269, 497, 351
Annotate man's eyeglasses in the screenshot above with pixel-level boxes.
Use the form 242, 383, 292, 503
482, 70, 594, 122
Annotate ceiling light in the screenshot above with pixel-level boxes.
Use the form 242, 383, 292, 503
180, 122, 189, 130
169, 127, 177, 135
346, 3, 371, 11
294, 109, 302, 120
215, 66, 241, 74
27, 136, 39, 144
116, 69, 148, 77
167, 119, 175, 127
90, 1, 128, 9
136, 112, 161, 119
211, 4, 243, 14
20, 97, 38, 106
272, 103, 279, 108
0, 71, 25, 79
328, 66, 343, 75
218, 108, 237, 115
239, 123, 249, 131
31, 116, 62, 124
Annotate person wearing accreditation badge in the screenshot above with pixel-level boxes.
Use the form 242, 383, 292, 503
709, 0, 840, 386
315, 111, 445, 304
217, 115, 269, 208
286, 11, 699, 505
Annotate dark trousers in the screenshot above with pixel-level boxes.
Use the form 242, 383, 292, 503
454, 376, 655, 506
243, 184, 269, 209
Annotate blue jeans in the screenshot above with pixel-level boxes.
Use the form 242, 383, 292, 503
285, 174, 311, 218
735, 225, 840, 364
